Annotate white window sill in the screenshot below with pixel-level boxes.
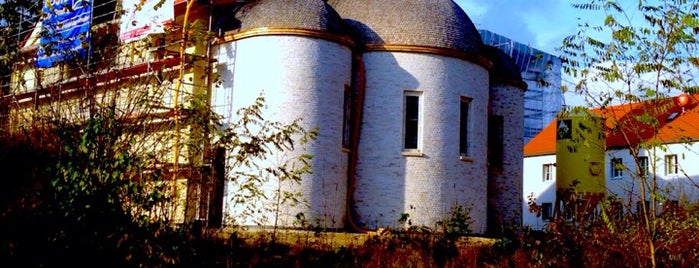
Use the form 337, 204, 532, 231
402, 150, 423, 157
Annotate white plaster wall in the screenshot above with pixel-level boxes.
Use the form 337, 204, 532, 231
354, 51, 489, 233
522, 154, 556, 230
488, 84, 525, 231
606, 145, 699, 209
523, 142, 699, 229
213, 36, 351, 228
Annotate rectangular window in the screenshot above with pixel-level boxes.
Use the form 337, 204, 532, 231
404, 92, 421, 150
662, 200, 679, 215
611, 158, 623, 178
542, 163, 555, 182
610, 201, 623, 220
488, 115, 504, 169
459, 97, 471, 156
638, 156, 649, 177
665, 154, 678, 175
541, 202, 553, 220
636, 200, 650, 215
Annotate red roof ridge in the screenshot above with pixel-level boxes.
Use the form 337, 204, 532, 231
524, 93, 699, 157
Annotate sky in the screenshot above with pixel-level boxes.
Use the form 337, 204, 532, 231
454, 0, 597, 106
454, 1, 676, 107
455, 0, 581, 54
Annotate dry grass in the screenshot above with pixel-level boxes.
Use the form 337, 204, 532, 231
200, 227, 500, 267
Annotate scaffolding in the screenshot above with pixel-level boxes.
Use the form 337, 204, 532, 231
0, 0, 238, 226
479, 29, 564, 143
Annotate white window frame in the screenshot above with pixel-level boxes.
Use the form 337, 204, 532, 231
611, 158, 623, 179
665, 154, 678, 175
543, 163, 555, 182
402, 91, 423, 155
638, 156, 649, 177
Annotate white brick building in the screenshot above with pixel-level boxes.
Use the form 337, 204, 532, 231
7, 0, 528, 234
212, 0, 527, 234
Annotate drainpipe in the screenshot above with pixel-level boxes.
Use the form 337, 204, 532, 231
346, 53, 371, 233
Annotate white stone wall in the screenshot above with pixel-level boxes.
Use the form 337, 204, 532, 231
354, 51, 489, 233
213, 35, 351, 228
522, 154, 557, 230
488, 84, 525, 232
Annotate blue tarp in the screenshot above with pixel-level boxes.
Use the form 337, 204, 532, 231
36, 0, 92, 68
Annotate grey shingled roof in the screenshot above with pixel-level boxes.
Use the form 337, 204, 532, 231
482, 45, 525, 85
234, 0, 347, 35
327, 0, 482, 54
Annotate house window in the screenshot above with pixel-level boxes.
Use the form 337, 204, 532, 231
665, 154, 678, 175
404, 92, 421, 150
636, 200, 650, 215
610, 201, 623, 220
662, 200, 679, 215
611, 158, 623, 179
541, 202, 552, 220
543, 163, 555, 182
459, 96, 471, 156
638, 156, 649, 177
488, 115, 504, 169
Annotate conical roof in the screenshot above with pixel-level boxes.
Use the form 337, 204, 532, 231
327, 0, 482, 55
234, 0, 346, 35
483, 45, 526, 88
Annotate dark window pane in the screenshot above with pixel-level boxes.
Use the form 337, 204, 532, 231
459, 99, 470, 155
404, 95, 419, 149
488, 115, 504, 168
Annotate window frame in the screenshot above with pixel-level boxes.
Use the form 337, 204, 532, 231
541, 202, 553, 220
638, 156, 649, 178
459, 96, 472, 158
542, 163, 555, 182
402, 91, 423, 154
488, 115, 504, 169
665, 154, 678, 175
611, 158, 623, 179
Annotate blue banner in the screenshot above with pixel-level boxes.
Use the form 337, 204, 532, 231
36, 0, 92, 68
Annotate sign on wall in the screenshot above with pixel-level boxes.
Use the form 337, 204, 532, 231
119, 0, 174, 43
37, 0, 93, 68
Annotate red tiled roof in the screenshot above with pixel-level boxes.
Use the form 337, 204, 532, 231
524, 94, 699, 156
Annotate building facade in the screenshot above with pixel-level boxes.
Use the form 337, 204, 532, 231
5, 0, 528, 234
523, 94, 699, 229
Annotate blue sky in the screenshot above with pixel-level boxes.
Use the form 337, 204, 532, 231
455, 0, 584, 54
454, 1, 664, 107
455, 0, 601, 106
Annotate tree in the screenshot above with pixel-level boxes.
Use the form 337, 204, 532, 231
0, 0, 40, 128
0, 0, 316, 265
560, 1, 699, 266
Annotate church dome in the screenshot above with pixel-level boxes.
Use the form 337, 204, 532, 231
233, 0, 346, 35
327, 0, 482, 55
483, 45, 527, 88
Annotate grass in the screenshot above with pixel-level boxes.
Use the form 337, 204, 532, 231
199, 227, 499, 268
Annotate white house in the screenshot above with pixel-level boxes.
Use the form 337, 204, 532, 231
523, 94, 699, 229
